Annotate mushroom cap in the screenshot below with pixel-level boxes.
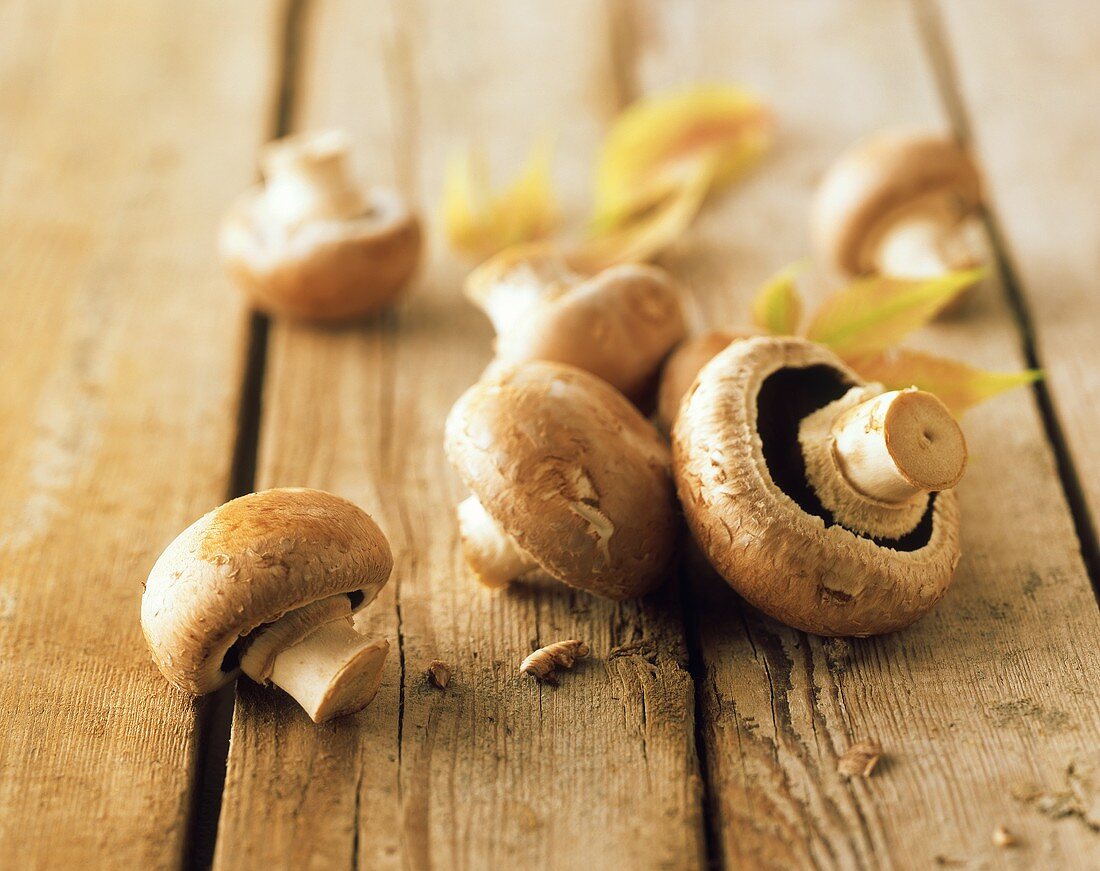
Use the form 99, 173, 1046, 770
672, 336, 961, 636
141, 488, 392, 695
445, 361, 677, 600
220, 186, 421, 322
656, 329, 753, 431
811, 130, 982, 276
490, 263, 688, 404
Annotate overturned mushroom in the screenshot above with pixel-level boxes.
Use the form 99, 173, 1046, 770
811, 130, 984, 283
656, 329, 751, 431
466, 244, 688, 405
673, 336, 966, 636
445, 361, 678, 599
220, 129, 421, 322
141, 488, 392, 723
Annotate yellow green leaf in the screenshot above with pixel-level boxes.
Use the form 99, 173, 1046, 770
848, 348, 1041, 414
750, 261, 807, 335
443, 139, 558, 259
569, 159, 714, 273
805, 268, 986, 358
593, 84, 773, 226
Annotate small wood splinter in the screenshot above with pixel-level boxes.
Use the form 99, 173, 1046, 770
425, 660, 452, 689
520, 640, 590, 685
838, 739, 883, 777
992, 825, 1017, 848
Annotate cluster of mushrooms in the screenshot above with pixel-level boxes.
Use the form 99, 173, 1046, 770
142, 128, 983, 723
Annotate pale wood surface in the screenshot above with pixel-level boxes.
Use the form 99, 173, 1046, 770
0, 0, 280, 867
928, 0, 1100, 566
213, 2, 706, 870
3, 1, 1100, 869
634, 0, 1100, 868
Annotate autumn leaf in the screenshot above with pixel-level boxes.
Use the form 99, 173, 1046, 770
593, 84, 773, 227
805, 268, 986, 358
848, 348, 1041, 414
750, 262, 807, 335
443, 139, 558, 259
569, 159, 714, 273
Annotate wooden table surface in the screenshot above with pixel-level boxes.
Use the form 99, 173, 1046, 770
2, 1, 1099, 869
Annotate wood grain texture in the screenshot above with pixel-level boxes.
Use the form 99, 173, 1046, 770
924, 0, 1100, 565
0, 0, 281, 867
632, 0, 1100, 868
213, 2, 706, 869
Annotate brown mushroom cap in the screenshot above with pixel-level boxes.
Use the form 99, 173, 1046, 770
445, 361, 677, 600
141, 488, 392, 695
656, 329, 754, 431
811, 130, 982, 276
220, 186, 421, 322
672, 336, 961, 636
489, 263, 688, 404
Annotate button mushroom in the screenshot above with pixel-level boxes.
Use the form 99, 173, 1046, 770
673, 336, 967, 636
220, 129, 421, 322
141, 488, 393, 723
445, 361, 678, 599
466, 244, 688, 405
811, 130, 984, 282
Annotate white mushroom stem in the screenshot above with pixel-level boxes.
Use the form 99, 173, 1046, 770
467, 252, 578, 334
260, 130, 366, 227
457, 495, 539, 588
873, 211, 984, 279
830, 388, 967, 504
239, 595, 388, 723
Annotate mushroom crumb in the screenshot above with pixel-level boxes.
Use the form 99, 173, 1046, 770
426, 660, 451, 689
991, 825, 1016, 848
838, 740, 883, 777
521, 640, 590, 685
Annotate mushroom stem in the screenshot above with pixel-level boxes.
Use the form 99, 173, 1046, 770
457, 495, 539, 588
830, 389, 967, 504
240, 595, 388, 723
466, 249, 578, 334
261, 130, 366, 227
873, 211, 984, 279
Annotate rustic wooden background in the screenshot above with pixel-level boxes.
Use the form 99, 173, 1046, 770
1, 1, 1099, 868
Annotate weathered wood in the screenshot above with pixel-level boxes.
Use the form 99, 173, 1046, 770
633, 0, 1100, 867
0, 0, 281, 866
925, 1, 1100, 564
213, 2, 706, 869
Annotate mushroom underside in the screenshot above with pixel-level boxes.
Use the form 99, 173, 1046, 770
218, 587, 368, 677
754, 363, 935, 551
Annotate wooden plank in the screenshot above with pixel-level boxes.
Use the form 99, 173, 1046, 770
925, 2, 1100, 565
213, 2, 706, 869
632, 0, 1100, 867
0, 0, 282, 866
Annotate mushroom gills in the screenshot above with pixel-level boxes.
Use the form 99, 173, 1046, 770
238, 593, 388, 723
755, 365, 937, 551
457, 495, 539, 587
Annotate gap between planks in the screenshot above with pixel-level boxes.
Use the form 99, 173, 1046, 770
909, 0, 1100, 601
185, 1, 310, 868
